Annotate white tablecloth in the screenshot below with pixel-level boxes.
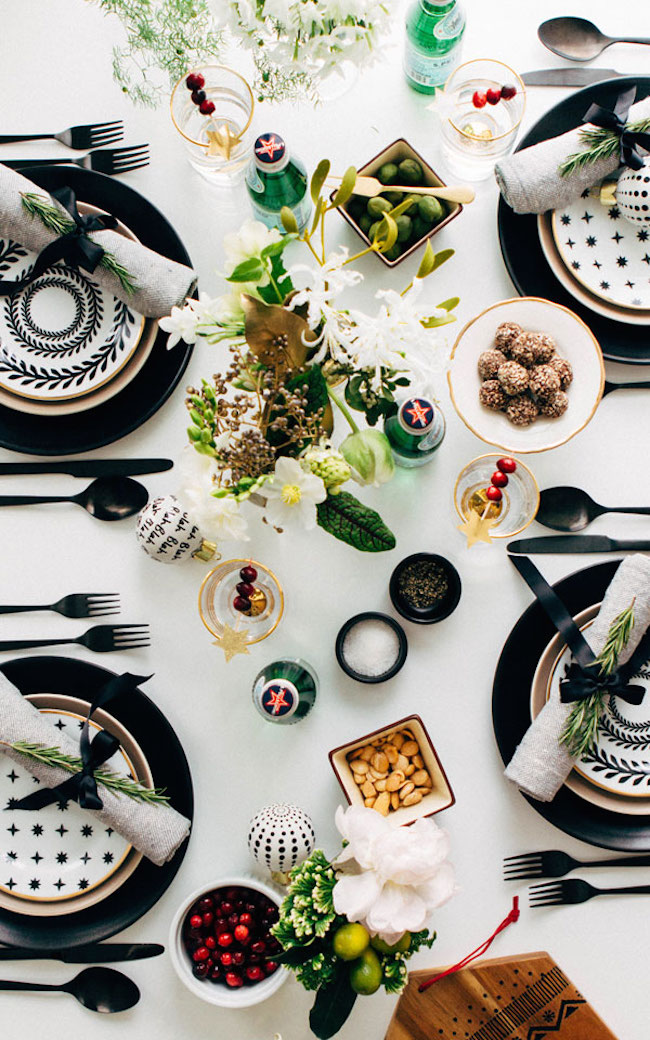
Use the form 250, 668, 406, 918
1, 1, 650, 1037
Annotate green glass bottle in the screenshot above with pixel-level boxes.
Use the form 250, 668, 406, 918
404, 0, 465, 94
384, 396, 445, 468
252, 658, 318, 725
245, 132, 311, 233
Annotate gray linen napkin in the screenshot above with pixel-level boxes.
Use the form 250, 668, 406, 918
505, 554, 650, 803
495, 94, 650, 214
0, 164, 197, 318
0, 672, 190, 866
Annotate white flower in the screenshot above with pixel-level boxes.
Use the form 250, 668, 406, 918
223, 219, 282, 288
159, 300, 203, 349
332, 805, 456, 945
177, 448, 249, 542
263, 456, 327, 530
286, 251, 363, 363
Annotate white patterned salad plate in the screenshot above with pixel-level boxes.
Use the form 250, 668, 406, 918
551, 194, 650, 310
0, 694, 151, 915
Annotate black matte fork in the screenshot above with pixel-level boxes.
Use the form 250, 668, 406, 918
504, 850, 650, 881
5, 144, 149, 176
529, 878, 650, 907
0, 594, 120, 619
0, 120, 124, 149
0, 624, 149, 654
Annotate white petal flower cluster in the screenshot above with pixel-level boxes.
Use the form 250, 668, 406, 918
287, 250, 362, 364
159, 291, 244, 349
332, 805, 456, 946
223, 219, 283, 288
176, 448, 249, 543
263, 457, 327, 531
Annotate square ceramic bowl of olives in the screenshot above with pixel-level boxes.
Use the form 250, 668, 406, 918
332, 138, 463, 267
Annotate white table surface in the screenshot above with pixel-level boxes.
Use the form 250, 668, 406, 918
1, 1, 650, 1037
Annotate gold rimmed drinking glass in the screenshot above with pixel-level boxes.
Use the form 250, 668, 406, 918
437, 59, 526, 181
170, 65, 255, 185
198, 559, 284, 645
454, 454, 539, 539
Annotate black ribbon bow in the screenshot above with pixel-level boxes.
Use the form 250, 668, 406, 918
559, 660, 645, 706
0, 186, 118, 297
583, 85, 650, 171
10, 672, 152, 812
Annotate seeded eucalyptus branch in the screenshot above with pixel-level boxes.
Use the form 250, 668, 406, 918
559, 119, 650, 177
1, 740, 170, 806
560, 599, 636, 758
21, 192, 137, 296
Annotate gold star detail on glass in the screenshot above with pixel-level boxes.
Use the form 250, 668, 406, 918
457, 510, 496, 548
214, 624, 250, 662
206, 125, 237, 159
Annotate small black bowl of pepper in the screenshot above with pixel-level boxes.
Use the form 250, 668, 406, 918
389, 552, 461, 624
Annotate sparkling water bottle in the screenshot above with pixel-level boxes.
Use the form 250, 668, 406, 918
245, 132, 311, 233
404, 0, 465, 94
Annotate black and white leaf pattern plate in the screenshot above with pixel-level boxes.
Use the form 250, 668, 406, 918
548, 633, 650, 797
552, 194, 650, 310
0, 708, 131, 902
0, 240, 144, 401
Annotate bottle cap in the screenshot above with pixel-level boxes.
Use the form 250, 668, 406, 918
398, 397, 436, 434
254, 133, 287, 169
257, 678, 298, 719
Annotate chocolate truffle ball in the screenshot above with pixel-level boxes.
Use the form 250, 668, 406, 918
506, 395, 539, 427
494, 321, 523, 356
530, 332, 556, 364
548, 355, 573, 389
478, 348, 507, 380
529, 364, 561, 401
509, 332, 536, 368
539, 390, 569, 418
479, 379, 508, 411
498, 360, 529, 396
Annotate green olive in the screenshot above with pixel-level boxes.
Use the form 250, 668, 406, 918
411, 217, 430, 241
367, 196, 393, 218
395, 214, 412, 242
383, 243, 402, 260
418, 195, 445, 224
358, 213, 372, 234
401, 193, 421, 214
368, 220, 382, 241
377, 162, 399, 185
349, 948, 383, 995
398, 158, 423, 185
383, 190, 403, 205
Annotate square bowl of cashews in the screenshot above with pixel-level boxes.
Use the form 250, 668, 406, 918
329, 715, 455, 824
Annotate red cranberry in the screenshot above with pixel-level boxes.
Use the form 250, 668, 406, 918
226, 972, 243, 988
239, 913, 253, 927
235, 925, 250, 943
233, 595, 251, 613
491, 470, 508, 488
266, 961, 278, 974
193, 962, 209, 978
202, 911, 214, 927
240, 565, 258, 583
205, 936, 216, 950
235, 900, 245, 911
199, 897, 213, 911
246, 966, 265, 983
189, 914, 202, 930
220, 901, 234, 915
486, 87, 501, 105
218, 933, 233, 948
187, 928, 202, 942
220, 951, 233, 966
244, 902, 257, 914
215, 919, 229, 935
191, 90, 206, 105
233, 951, 245, 966
251, 939, 266, 954
267, 937, 281, 953
486, 485, 502, 502
225, 888, 239, 901
472, 91, 487, 108
209, 965, 222, 981
185, 72, 205, 91
497, 457, 517, 474
199, 99, 216, 115
193, 946, 210, 962
265, 906, 279, 923
248, 953, 263, 965
228, 914, 239, 928
501, 83, 517, 100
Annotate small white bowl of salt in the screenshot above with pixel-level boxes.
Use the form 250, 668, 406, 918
335, 611, 408, 684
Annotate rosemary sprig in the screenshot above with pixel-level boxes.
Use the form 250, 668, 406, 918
560, 599, 636, 758
1, 740, 170, 806
20, 192, 138, 296
559, 119, 650, 177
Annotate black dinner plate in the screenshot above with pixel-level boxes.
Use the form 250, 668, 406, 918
0, 166, 194, 455
493, 559, 650, 851
0, 656, 193, 947
498, 76, 650, 366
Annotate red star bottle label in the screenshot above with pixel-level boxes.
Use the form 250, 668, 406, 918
252, 658, 318, 724
384, 396, 446, 467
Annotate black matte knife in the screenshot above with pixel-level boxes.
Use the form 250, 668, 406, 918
0, 459, 173, 478
508, 535, 650, 555
521, 68, 621, 87
0, 943, 164, 963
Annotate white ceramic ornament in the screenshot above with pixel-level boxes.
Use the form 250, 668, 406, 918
248, 804, 315, 882
136, 494, 218, 564
616, 161, 650, 227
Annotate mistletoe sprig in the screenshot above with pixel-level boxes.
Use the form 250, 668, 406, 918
559, 118, 650, 177
2, 740, 170, 806
560, 600, 636, 758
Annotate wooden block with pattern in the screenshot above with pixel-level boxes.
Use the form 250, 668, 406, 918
385, 952, 619, 1040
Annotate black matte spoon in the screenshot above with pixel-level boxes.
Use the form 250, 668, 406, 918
0, 476, 148, 520
0, 966, 140, 1013
537, 486, 650, 532
538, 17, 650, 62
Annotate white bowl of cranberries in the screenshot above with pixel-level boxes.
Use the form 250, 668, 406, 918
169, 877, 288, 1007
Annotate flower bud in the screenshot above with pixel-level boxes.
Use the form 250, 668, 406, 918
340, 429, 395, 487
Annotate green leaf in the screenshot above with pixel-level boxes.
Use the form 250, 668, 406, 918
311, 159, 331, 204
430, 247, 454, 272
344, 375, 366, 412
311, 196, 326, 234
309, 965, 358, 1040
437, 296, 460, 311
332, 166, 357, 208
376, 213, 398, 251
273, 941, 323, 966
317, 491, 396, 552
260, 235, 296, 260
281, 207, 299, 234
226, 258, 265, 283
416, 240, 436, 279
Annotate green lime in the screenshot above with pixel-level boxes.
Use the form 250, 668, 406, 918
333, 923, 370, 961
395, 214, 412, 242
367, 196, 393, 218
398, 158, 423, 185
383, 190, 403, 205
377, 162, 399, 185
418, 195, 445, 224
349, 948, 383, 995
370, 932, 412, 954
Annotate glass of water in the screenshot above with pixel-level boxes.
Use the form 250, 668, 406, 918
438, 60, 525, 181
170, 65, 255, 186
454, 454, 539, 539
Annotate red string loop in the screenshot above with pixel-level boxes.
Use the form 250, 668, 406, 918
418, 897, 519, 993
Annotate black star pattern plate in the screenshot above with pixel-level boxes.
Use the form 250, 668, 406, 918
0, 708, 131, 902
552, 198, 650, 309
498, 76, 650, 365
